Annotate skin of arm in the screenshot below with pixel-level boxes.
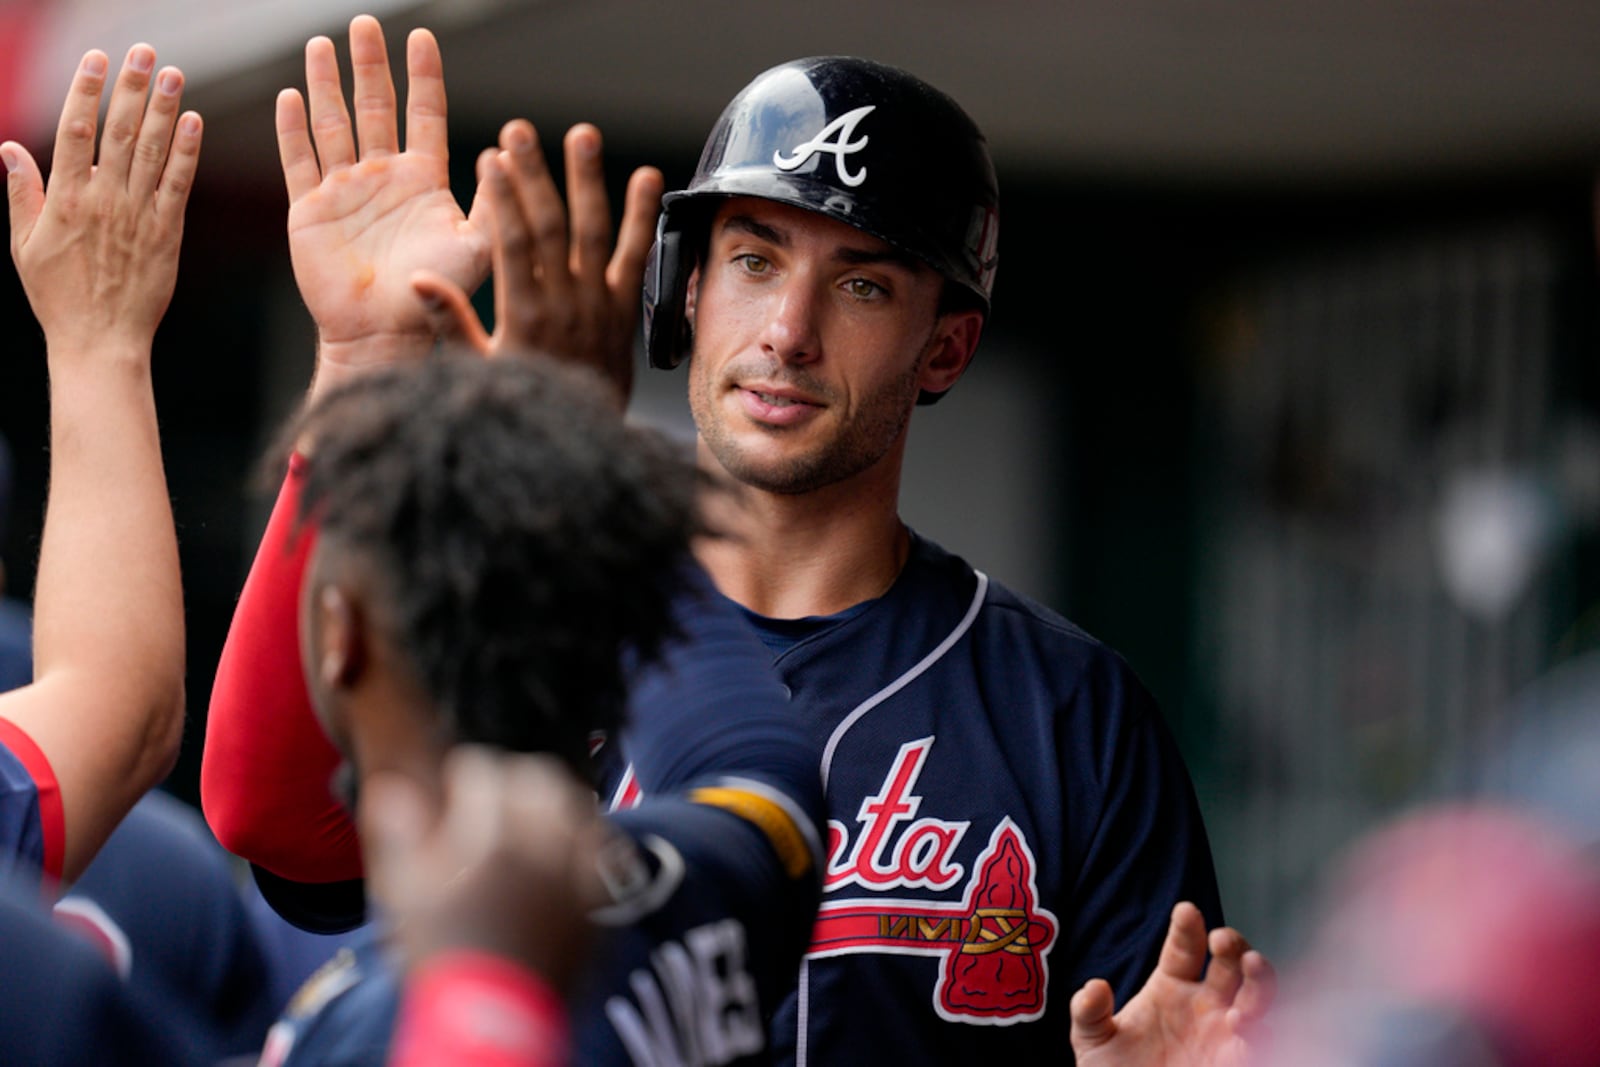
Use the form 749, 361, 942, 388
0, 44, 201, 884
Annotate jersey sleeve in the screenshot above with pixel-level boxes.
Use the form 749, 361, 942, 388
0, 717, 64, 888
612, 562, 825, 835
1055, 652, 1224, 1006
200, 454, 362, 883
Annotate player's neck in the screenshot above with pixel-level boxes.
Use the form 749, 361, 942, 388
694, 455, 912, 620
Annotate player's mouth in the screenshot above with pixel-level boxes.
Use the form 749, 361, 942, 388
736, 383, 823, 426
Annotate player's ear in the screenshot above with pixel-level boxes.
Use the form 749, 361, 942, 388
684, 264, 701, 329
314, 584, 367, 691
918, 308, 983, 397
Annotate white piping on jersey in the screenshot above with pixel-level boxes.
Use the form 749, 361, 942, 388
817, 570, 988, 791
800, 568, 988, 1066
796, 958, 812, 1067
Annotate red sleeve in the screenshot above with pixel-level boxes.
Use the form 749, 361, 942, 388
0, 717, 63, 886
389, 952, 569, 1067
200, 453, 363, 881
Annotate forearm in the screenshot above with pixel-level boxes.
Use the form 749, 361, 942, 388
29, 344, 184, 877
201, 456, 361, 879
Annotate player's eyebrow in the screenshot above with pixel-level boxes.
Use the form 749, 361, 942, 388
720, 214, 788, 246
719, 213, 925, 273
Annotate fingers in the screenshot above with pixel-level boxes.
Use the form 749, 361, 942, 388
564, 123, 612, 286
348, 14, 399, 158
403, 28, 449, 159
440, 744, 507, 868
127, 66, 184, 203
1203, 925, 1249, 1003
1155, 900, 1210, 982
412, 270, 492, 354
154, 112, 203, 224
479, 143, 539, 340
275, 89, 321, 201
1229, 949, 1277, 1027
3, 142, 45, 250
49, 51, 110, 191
95, 44, 158, 188
1068, 977, 1118, 1051
359, 770, 434, 910
499, 120, 571, 299
303, 34, 355, 174
608, 165, 664, 294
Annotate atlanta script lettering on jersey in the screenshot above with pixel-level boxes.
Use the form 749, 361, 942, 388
812, 737, 1059, 1025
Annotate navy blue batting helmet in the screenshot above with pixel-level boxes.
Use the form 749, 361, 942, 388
643, 56, 999, 401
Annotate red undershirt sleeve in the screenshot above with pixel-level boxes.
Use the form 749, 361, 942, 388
389, 952, 569, 1067
200, 453, 363, 882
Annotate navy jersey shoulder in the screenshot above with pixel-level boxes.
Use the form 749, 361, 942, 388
58, 791, 281, 1059
764, 533, 1221, 1065
603, 560, 822, 824
0, 736, 45, 887
270, 797, 819, 1067
0, 886, 211, 1065
576, 796, 819, 1064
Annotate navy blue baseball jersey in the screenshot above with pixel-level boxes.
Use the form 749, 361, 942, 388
55, 790, 282, 1058
0, 886, 212, 1066
609, 533, 1223, 1064
0, 719, 59, 889
263, 790, 819, 1067
258, 565, 826, 1066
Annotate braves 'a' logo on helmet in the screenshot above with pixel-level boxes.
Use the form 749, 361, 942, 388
772, 105, 875, 188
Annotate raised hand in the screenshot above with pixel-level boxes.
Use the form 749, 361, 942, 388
361, 746, 614, 991
0, 45, 197, 884
277, 15, 490, 398
411, 119, 663, 404
1070, 903, 1275, 1067
5, 46, 201, 357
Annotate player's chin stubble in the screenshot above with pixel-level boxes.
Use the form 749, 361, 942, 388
688, 356, 920, 497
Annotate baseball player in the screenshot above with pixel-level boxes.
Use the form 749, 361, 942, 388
201, 15, 1271, 1066
0, 42, 198, 890
618, 54, 1258, 1064
239, 354, 823, 1066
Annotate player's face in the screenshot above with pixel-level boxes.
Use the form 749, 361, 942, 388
686, 198, 955, 496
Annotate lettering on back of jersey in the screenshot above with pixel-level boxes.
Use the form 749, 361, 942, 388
604, 918, 764, 1066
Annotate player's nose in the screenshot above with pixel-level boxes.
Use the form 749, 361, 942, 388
758, 280, 822, 365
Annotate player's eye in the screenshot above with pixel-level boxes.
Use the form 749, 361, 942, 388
844, 277, 887, 300
736, 253, 772, 275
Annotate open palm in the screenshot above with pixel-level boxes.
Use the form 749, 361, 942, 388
277, 17, 489, 390
1071, 904, 1273, 1067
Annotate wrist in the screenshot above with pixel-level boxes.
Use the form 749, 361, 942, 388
392, 951, 569, 1067
45, 337, 154, 381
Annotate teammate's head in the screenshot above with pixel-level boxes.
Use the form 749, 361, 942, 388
291, 355, 701, 781
644, 55, 999, 406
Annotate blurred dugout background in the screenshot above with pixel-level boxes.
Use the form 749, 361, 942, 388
2, 0, 1598, 959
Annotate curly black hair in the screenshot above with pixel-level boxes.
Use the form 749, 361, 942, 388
289, 354, 703, 776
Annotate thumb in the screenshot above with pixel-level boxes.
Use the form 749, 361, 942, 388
411, 270, 492, 355
3, 142, 46, 252
1069, 977, 1119, 1053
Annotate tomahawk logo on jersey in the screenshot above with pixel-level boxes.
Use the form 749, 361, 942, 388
810, 738, 1059, 1024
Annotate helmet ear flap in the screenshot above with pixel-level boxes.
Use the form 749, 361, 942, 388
643, 217, 691, 370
